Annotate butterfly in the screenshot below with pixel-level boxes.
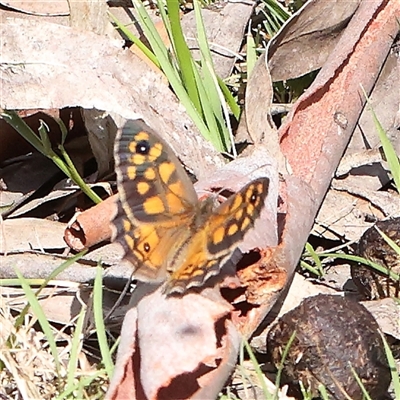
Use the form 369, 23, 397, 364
113, 120, 269, 295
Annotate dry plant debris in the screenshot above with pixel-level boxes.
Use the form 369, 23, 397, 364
0, 0, 399, 399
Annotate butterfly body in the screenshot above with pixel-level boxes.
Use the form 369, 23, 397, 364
113, 120, 269, 295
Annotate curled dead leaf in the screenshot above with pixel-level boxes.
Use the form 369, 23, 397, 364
106, 288, 240, 400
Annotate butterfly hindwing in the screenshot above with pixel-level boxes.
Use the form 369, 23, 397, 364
165, 178, 270, 294
206, 178, 269, 256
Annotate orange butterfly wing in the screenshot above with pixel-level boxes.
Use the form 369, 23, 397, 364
165, 178, 269, 294
114, 120, 269, 294
113, 120, 198, 282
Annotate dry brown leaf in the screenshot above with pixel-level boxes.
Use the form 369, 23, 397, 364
313, 189, 386, 241
82, 109, 120, 178
0, 252, 97, 282
279, 0, 397, 193
0, 218, 67, 253
0, 109, 75, 162
107, 288, 240, 400
268, 0, 361, 81
7, 188, 73, 219
361, 298, 400, 340
2, 285, 86, 325
315, 187, 400, 242
1, 283, 130, 330
335, 148, 384, 179
181, 1, 255, 79
236, 53, 277, 146
0, 17, 223, 179
0, 153, 59, 215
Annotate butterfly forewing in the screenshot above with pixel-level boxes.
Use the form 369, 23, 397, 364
113, 120, 198, 282
115, 120, 198, 225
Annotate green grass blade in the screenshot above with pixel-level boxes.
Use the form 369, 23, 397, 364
166, 0, 202, 114
56, 369, 108, 399
246, 25, 257, 78
108, 11, 160, 67
111, 0, 235, 152
371, 110, 400, 191
58, 144, 102, 204
361, 86, 400, 191
303, 242, 324, 276
261, 0, 290, 37
194, 0, 221, 114
13, 251, 87, 328
38, 120, 53, 154
2, 110, 102, 202
334, 253, 400, 280
1, 110, 45, 153
15, 269, 61, 373
218, 75, 241, 120
238, 339, 252, 400
109, 336, 121, 355
190, 58, 227, 152
266, 0, 290, 23
93, 264, 114, 377
65, 303, 87, 390
194, 0, 230, 151
243, 338, 274, 399
375, 226, 400, 255
380, 330, 400, 399
350, 365, 372, 400
131, 0, 212, 147
300, 260, 323, 277
155, 0, 172, 36
56, 116, 69, 146
317, 384, 330, 400
319, 253, 400, 281
132, 0, 173, 70
273, 330, 296, 400
193, 66, 222, 146
204, 59, 234, 153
